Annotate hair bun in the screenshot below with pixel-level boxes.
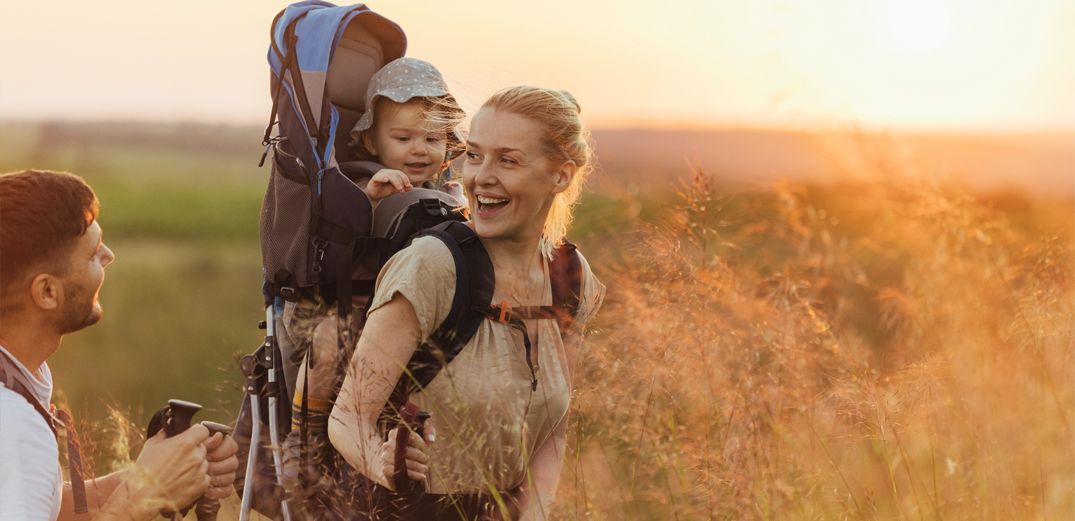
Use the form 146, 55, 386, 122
558, 90, 581, 114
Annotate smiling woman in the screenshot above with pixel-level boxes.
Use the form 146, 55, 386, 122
328, 86, 605, 520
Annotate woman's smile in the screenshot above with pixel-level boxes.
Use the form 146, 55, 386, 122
475, 194, 511, 218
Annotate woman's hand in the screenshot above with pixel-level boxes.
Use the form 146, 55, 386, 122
366, 169, 413, 201
380, 424, 435, 487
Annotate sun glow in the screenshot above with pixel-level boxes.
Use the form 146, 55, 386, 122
873, 0, 953, 54
0, 0, 1071, 131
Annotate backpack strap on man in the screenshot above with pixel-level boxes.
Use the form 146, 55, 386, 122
0, 355, 89, 514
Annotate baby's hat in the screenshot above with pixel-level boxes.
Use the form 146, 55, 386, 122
352, 57, 457, 134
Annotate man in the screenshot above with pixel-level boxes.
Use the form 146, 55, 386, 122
0, 170, 239, 520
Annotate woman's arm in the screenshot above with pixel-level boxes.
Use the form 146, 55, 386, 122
329, 294, 425, 488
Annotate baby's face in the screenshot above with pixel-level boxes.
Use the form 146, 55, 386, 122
364, 99, 449, 184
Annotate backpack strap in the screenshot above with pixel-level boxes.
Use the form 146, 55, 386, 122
549, 241, 583, 330
0, 354, 89, 514
388, 234, 584, 397
404, 221, 493, 389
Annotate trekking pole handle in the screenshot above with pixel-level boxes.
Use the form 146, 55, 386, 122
392, 403, 431, 494
146, 400, 229, 521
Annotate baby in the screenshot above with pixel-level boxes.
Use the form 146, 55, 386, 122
349, 56, 467, 206
284, 57, 465, 445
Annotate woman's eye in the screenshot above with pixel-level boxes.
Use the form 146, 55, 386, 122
500, 156, 518, 166
465, 151, 481, 162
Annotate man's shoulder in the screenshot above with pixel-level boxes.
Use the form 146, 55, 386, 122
0, 386, 61, 521
0, 384, 58, 467
0, 385, 54, 437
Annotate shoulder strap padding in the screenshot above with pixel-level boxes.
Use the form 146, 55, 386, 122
549, 241, 583, 327
404, 221, 493, 389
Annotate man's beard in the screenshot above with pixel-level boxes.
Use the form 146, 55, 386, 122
57, 284, 102, 334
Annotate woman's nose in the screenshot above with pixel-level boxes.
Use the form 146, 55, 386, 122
473, 159, 497, 186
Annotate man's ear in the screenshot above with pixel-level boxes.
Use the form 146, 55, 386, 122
551, 160, 577, 195
29, 274, 62, 311
362, 132, 378, 157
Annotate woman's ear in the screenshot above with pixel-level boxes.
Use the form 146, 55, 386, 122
552, 160, 577, 195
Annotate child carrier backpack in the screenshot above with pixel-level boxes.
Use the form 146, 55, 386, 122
258, 1, 405, 313
234, 2, 409, 520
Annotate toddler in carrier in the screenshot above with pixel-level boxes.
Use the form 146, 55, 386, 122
280, 57, 465, 490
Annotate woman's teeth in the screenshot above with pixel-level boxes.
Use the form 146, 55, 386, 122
477, 196, 509, 210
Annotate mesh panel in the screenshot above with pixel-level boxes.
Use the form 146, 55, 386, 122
261, 151, 314, 289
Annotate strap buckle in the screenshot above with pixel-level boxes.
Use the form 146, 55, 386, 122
421, 198, 448, 217
492, 300, 511, 323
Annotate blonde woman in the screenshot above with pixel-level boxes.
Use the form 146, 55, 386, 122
329, 86, 604, 520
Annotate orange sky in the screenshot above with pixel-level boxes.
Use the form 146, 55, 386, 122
1, 0, 1072, 131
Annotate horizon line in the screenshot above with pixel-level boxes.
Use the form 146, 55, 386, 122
1, 116, 1073, 138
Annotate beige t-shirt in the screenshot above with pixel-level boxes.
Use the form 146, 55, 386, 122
367, 236, 605, 494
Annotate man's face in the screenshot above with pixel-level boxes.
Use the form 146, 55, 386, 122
56, 220, 114, 334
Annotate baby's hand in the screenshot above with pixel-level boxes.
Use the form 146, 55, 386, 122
441, 181, 468, 207
366, 169, 413, 201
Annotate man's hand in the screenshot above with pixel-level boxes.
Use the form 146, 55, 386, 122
366, 169, 413, 201
203, 432, 239, 500
129, 423, 211, 511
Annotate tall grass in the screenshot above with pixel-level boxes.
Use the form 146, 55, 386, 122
560, 164, 1074, 519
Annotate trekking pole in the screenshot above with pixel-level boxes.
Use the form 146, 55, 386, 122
146, 399, 233, 521
238, 354, 262, 521
238, 305, 294, 521
264, 303, 295, 521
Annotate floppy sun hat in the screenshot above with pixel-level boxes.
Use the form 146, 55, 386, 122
351, 57, 464, 156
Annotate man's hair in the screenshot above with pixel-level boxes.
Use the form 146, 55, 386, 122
0, 170, 99, 294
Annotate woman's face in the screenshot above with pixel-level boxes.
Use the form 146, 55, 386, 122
462, 107, 570, 243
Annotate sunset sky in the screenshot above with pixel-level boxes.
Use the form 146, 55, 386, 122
2, 0, 1072, 132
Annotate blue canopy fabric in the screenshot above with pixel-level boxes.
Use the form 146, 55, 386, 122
268, 2, 406, 174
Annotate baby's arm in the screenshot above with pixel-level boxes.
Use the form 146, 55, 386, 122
366, 169, 413, 201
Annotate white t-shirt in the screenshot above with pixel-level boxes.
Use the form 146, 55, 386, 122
0, 345, 62, 521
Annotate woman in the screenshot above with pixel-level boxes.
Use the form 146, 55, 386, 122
328, 86, 605, 520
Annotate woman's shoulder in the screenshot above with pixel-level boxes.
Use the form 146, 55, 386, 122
387, 235, 456, 271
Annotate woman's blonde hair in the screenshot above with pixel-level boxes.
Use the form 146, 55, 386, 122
481, 86, 594, 259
